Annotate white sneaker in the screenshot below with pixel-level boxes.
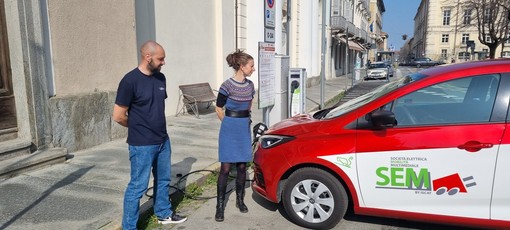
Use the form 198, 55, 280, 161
157, 213, 188, 224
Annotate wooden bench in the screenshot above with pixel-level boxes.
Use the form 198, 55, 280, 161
176, 82, 217, 118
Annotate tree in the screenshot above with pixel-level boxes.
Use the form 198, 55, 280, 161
460, 0, 510, 58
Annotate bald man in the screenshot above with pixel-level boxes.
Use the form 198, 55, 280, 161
113, 41, 187, 229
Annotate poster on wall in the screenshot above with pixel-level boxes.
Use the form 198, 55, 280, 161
258, 42, 275, 109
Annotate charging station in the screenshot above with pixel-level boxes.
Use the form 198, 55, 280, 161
288, 68, 306, 117
268, 55, 290, 126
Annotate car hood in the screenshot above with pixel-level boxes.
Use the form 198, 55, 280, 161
266, 114, 321, 136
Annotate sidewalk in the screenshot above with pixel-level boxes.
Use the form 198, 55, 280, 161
0, 73, 357, 230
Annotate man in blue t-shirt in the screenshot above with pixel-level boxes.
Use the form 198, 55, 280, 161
113, 40, 187, 229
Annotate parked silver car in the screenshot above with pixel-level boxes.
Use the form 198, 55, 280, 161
365, 61, 393, 81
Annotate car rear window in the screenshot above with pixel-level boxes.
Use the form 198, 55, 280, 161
370, 63, 387, 68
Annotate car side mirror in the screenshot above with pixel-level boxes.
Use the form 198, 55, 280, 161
371, 110, 396, 129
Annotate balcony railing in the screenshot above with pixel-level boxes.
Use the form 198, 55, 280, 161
331, 16, 347, 31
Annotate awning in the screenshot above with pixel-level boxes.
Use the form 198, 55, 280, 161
339, 38, 365, 51
348, 40, 365, 51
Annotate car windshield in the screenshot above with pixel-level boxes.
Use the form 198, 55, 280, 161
369, 63, 387, 68
322, 72, 427, 119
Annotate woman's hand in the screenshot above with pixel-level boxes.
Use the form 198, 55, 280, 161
215, 106, 224, 121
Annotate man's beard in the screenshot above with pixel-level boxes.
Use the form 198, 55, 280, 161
149, 59, 161, 73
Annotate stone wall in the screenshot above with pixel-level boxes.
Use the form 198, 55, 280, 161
49, 91, 126, 153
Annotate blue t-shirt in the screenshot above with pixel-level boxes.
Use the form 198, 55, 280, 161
115, 68, 168, 146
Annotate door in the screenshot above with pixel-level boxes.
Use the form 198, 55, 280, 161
490, 125, 510, 221
356, 74, 505, 219
0, 0, 17, 140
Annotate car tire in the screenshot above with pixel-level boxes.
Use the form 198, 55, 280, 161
417, 64, 421, 68
282, 167, 348, 229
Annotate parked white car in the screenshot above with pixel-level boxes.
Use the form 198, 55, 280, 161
365, 61, 393, 81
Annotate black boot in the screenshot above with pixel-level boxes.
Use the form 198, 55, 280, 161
235, 182, 248, 213
215, 184, 226, 222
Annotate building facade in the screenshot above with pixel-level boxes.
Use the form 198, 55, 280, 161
330, 0, 372, 79
0, 0, 375, 178
402, 0, 510, 64
367, 0, 387, 62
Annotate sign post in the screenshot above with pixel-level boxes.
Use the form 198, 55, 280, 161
260, 0, 276, 125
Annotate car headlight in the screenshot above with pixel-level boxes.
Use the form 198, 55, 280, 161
259, 135, 295, 149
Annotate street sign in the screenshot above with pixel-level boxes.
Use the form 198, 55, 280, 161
264, 0, 275, 28
264, 27, 275, 43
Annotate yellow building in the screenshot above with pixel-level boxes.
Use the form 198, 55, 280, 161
367, 0, 388, 63
408, 0, 510, 64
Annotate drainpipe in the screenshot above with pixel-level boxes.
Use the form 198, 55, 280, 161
345, 27, 349, 90
235, 0, 238, 50
286, 0, 291, 56
320, 0, 326, 109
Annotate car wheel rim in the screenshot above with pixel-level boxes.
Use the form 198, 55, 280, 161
290, 179, 334, 223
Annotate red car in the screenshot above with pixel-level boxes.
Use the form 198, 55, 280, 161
252, 59, 510, 229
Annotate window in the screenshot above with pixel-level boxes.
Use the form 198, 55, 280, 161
459, 52, 471, 59
505, 34, 510, 44
485, 34, 492, 43
443, 10, 451, 25
481, 49, 489, 59
463, 9, 472, 24
462, 34, 470, 44
441, 49, 448, 59
441, 34, 449, 43
391, 74, 499, 126
483, 8, 492, 22
335, 44, 340, 69
502, 51, 510, 57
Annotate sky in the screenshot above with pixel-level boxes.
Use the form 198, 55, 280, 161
383, 0, 421, 50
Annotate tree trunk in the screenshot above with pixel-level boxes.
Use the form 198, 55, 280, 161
489, 43, 499, 59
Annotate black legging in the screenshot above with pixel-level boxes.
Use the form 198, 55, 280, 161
217, 162, 247, 189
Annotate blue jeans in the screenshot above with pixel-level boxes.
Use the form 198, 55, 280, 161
122, 139, 173, 230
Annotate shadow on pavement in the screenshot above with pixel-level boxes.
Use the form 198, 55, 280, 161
0, 165, 94, 230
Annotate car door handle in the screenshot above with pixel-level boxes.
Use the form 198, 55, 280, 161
458, 141, 493, 152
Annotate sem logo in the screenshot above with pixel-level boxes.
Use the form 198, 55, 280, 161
376, 167, 476, 196
432, 173, 476, 195
334, 156, 353, 168
376, 167, 431, 191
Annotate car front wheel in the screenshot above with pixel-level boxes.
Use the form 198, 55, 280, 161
282, 167, 348, 229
